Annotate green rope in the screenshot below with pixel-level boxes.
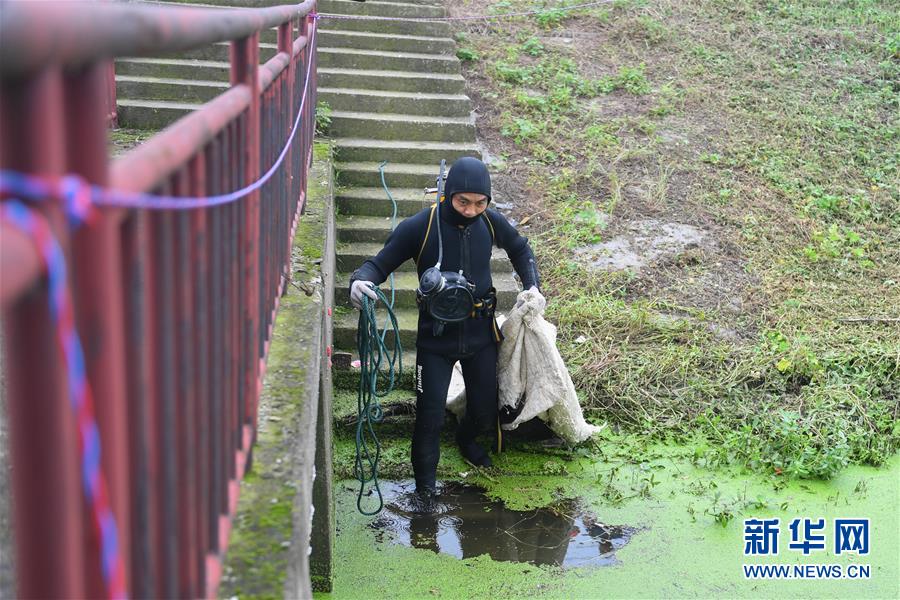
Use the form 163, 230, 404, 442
355, 288, 402, 515
378, 161, 397, 314
354, 161, 402, 515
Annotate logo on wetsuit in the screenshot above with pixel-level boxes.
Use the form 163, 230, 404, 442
416, 364, 424, 393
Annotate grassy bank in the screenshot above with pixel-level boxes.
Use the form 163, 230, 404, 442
450, 0, 898, 478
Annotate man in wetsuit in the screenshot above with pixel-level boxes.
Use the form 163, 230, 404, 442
349, 157, 541, 497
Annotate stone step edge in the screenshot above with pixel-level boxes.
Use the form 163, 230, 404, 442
116, 57, 229, 68
318, 67, 464, 81
118, 98, 203, 110
319, 87, 469, 101
338, 241, 513, 261
335, 271, 520, 288
329, 110, 473, 125
319, 28, 454, 44
318, 47, 458, 62
331, 138, 479, 150
116, 74, 229, 88
334, 185, 433, 199
335, 161, 444, 174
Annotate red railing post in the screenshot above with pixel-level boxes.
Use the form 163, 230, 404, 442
64, 62, 132, 598
189, 153, 211, 597
0, 67, 87, 600
120, 208, 156, 599
278, 19, 295, 297
230, 32, 261, 442
106, 61, 118, 127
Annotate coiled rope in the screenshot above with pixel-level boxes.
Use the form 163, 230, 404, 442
355, 287, 402, 516
354, 162, 403, 516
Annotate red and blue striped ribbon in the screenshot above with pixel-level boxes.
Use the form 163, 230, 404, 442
0, 21, 316, 213
1, 200, 127, 600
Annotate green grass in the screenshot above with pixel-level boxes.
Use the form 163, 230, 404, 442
450, 0, 899, 479
315, 100, 332, 136
108, 127, 155, 157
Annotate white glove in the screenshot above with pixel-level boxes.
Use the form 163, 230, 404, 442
516, 285, 545, 313
350, 280, 377, 310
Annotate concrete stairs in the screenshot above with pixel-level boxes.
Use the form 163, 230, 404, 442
114, 0, 281, 129
113, 0, 523, 386
320, 0, 524, 385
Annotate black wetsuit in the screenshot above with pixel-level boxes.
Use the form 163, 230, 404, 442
350, 203, 539, 354
350, 200, 539, 490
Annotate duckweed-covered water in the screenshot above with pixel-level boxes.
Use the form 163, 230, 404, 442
323, 447, 899, 599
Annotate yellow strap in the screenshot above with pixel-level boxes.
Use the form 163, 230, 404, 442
417, 203, 437, 264
482, 212, 495, 245
496, 416, 503, 453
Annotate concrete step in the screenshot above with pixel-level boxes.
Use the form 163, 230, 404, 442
319, 87, 471, 117
117, 98, 200, 129
319, 29, 454, 55
316, 15, 450, 38
333, 138, 480, 164
318, 0, 445, 19
159, 41, 278, 63
334, 270, 521, 310
318, 47, 459, 74
331, 346, 418, 392
328, 111, 475, 142
336, 213, 420, 243
371, 0, 445, 5
116, 75, 228, 103
333, 305, 419, 351
318, 68, 465, 94
337, 240, 511, 273
141, 0, 243, 8
143, 0, 243, 7
116, 58, 230, 82
335, 161, 441, 189
335, 186, 433, 217
332, 304, 515, 358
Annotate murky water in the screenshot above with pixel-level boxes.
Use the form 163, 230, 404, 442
370, 481, 638, 568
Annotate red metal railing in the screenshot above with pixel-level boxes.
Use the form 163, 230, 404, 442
105, 62, 117, 127
0, 1, 317, 598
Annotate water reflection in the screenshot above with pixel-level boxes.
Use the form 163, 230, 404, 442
370, 481, 638, 568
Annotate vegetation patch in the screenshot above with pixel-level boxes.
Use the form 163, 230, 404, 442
108, 127, 155, 157
448, 0, 898, 479
315, 101, 333, 136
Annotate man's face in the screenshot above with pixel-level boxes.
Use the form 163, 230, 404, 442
451, 192, 489, 218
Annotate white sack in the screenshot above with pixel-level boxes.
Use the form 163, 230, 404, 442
496, 288, 601, 444
446, 291, 600, 445
445, 362, 467, 416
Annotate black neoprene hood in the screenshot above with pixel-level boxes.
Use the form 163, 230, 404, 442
444, 157, 492, 203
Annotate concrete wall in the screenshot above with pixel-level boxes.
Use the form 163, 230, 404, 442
219, 143, 335, 599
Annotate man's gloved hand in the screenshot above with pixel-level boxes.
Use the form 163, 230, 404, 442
515, 285, 545, 313
350, 280, 378, 310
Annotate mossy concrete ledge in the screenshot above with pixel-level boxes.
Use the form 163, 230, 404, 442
219, 143, 336, 599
